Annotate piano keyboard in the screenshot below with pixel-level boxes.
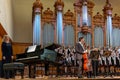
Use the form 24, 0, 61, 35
16, 56, 39, 61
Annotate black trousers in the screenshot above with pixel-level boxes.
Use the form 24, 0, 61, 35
92, 60, 99, 77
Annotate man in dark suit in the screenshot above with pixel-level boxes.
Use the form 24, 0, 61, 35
75, 37, 86, 78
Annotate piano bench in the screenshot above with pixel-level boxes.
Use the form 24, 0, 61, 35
3, 62, 24, 79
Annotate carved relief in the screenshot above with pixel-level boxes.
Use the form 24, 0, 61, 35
54, 0, 64, 11
112, 14, 120, 28
103, 0, 113, 17
93, 12, 104, 27
87, 0, 95, 15
32, 0, 43, 23
63, 10, 75, 26
33, 0, 43, 10
42, 8, 55, 23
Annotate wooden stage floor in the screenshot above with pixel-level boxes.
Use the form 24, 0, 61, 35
0, 76, 120, 80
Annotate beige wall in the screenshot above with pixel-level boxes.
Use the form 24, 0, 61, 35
12, 0, 34, 43
93, 0, 120, 15
0, 0, 13, 39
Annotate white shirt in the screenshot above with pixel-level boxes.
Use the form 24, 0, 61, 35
79, 42, 85, 51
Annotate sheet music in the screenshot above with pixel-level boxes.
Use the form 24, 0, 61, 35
27, 45, 37, 53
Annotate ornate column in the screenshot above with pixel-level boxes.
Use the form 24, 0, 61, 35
87, 1, 94, 47
103, 0, 113, 48
74, 0, 82, 43
81, 0, 89, 34
54, 0, 64, 45
74, 0, 94, 47
32, 0, 43, 45
81, 0, 94, 47
82, 0, 88, 26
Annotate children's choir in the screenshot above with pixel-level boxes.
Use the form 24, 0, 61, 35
55, 46, 120, 78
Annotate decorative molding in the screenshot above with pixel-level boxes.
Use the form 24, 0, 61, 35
32, 0, 43, 23
42, 8, 55, 23
93, 12, 104, 27
33, 0, 43, 11
87, 0, 95, 15
112, 14, 120, 28
103, 0, 113, 17
54, 0, 64, 11
63, 10, 75, 26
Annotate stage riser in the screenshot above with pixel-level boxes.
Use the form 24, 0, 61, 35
23, 64, 120, 77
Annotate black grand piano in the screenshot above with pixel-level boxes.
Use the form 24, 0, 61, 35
16, 43, 63, 78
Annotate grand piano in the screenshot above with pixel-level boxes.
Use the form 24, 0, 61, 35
15, 43, 63, 78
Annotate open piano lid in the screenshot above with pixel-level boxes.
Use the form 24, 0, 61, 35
45, 43, 61, 50
45, 43, 62, 57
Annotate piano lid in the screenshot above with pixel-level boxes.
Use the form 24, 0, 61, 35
41, 49, 57, 62
45, 43, 61, 50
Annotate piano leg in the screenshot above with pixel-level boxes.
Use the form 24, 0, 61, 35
33, 64, 36, 78
56, 65, 60, 77
28, 64, 31, 78
45, 63, 49, 76
28, 64, 36, 78
21, 69, 24, 79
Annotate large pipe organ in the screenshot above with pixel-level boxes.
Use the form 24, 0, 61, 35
32, 0, 120, 48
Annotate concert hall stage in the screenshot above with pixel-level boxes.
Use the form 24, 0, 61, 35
0, 76, 120, 80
